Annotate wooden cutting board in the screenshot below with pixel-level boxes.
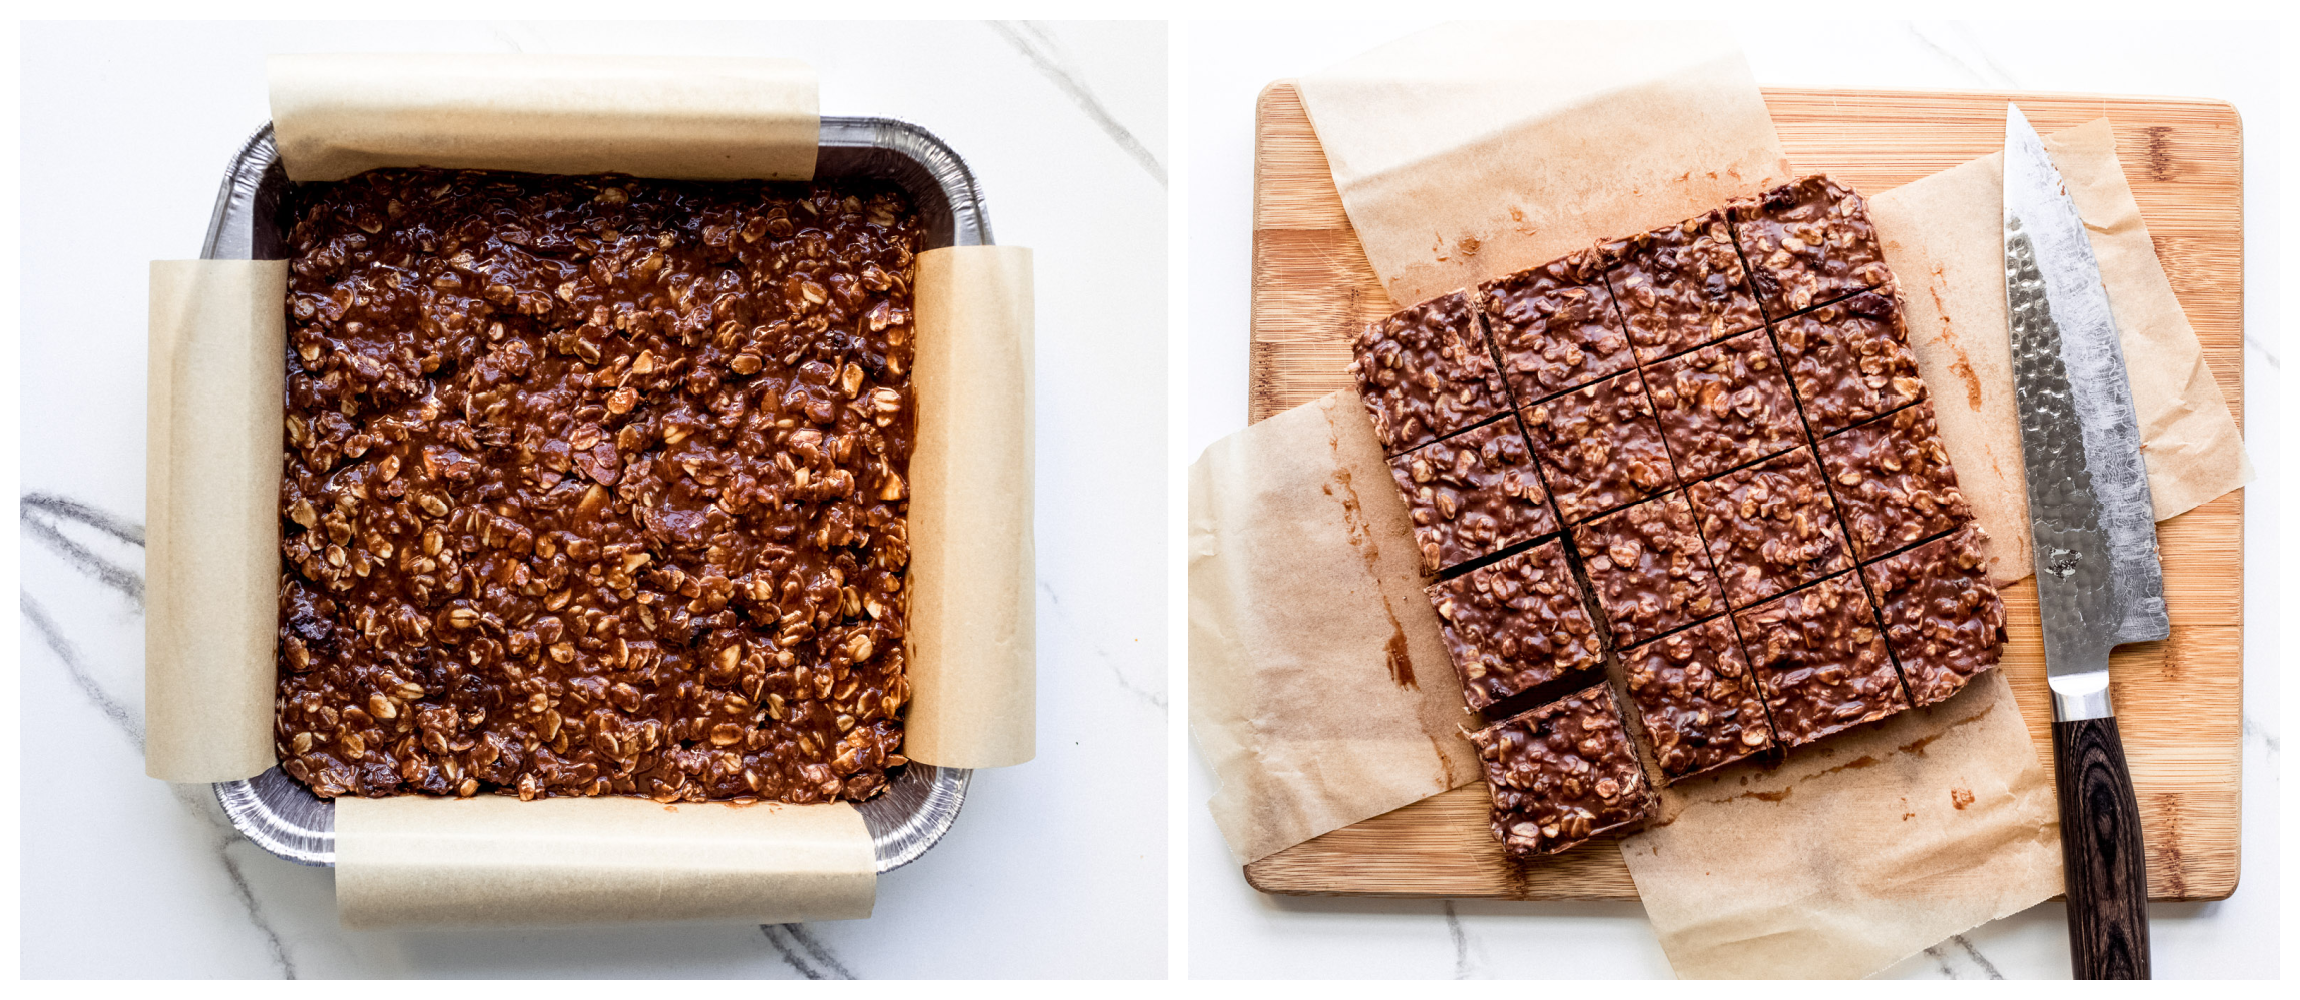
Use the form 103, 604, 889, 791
1243, 85, 2244, 902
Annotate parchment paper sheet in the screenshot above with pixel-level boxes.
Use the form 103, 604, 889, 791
1189, 391, 1484, 865
1618, 672, 2061, 979
907, 245, 1038, 769
145, 260, 289, 783
335, 796, 874, 929
1872, 118, 2252, 584
1296, 21, 1791, 309
270, 54, 819, 182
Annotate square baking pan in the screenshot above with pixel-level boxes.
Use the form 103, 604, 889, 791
204, 116, 989, 872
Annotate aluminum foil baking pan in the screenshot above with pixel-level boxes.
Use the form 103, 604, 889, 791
204, 117, 986, 873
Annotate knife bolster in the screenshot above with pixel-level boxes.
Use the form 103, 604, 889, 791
2047, 665, 2113, 722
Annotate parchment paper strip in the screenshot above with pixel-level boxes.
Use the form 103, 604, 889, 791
1619, 671, 2061, 979
905, 245, 1037, 768
1872, 118, 2251, 583
1189, 391, 1484, 865
1296, 21, 1791, 308
270, 54, 819, 183
145, 260, 287, 783
335, 796, 873, 929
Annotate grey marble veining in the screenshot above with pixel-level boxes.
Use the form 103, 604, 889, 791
1920, 935, 2007, 980
1440, 902, 1472, 980
992, 20, 1169, 188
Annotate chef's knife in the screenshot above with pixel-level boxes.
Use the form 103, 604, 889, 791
2003, 102, 2167, 980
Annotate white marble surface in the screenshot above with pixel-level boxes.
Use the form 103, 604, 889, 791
1184, 20, 2282, 979
19, 20, 1167, 979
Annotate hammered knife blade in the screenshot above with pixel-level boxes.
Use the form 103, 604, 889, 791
2004, 102, 2163, 979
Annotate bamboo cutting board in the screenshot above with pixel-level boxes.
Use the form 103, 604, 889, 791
1242, 85, 2244, 902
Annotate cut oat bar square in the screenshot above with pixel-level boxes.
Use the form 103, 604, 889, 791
1622, 617, 1776, 782
1469, 681, 1655, 857
1863, 526, 2007, 708
1573, 492, 1726, 648
1599, 207, 1765, 364
1734, 573, 1909, 747
1817, 401, 1974, 562
1730, 175, 1893, 318
1386, 416, 1558, 574
1425, 539, 1603, 710
1772, 288, 1926, 436
1687, 448, 1855, 609
1645, 328, 1804, 482
1349, 290, 1513, 454
1518, 368, 1678, 523
1479, 248, 1636, 402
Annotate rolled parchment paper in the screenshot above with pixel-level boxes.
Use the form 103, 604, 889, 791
335, 796, 874, 929
269, 54, 819, 182
905, 245, 1038, 768
145, 259, 287, 783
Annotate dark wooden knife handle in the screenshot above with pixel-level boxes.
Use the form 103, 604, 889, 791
2053, 716, 2151, 979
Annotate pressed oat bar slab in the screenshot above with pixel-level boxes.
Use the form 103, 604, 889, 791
1730, 175, 1892, 318
1735, 573, 1909, 748
1469, 681, 1656, 857
1687, 448, 1854, 609
1818, 402, 1974, 562
1645, 328, 1804, 482
276, 169, 920, 804
1863, 526, 2007, 708
1426, 539, 1603, 710
1622, 617, 1775, 782
1518, 368, 1678, 523
1599, 207, 1765, 364
1479, 249, 1635, 402
1572, 492, 1726, 648
1386, 416, 1558, 574
1771, 288, 1926, 436
1349, 290, 1513, 454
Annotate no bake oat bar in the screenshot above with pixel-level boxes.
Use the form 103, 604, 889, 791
1730, 175, 1893, 318
1771, 289, 1926, 436
1572, 492, 1726, 648
1479, 249, 1635, 402
275, 168, 920, 804
1470, 682, 1655, 857
1518, 368, 1678, 523
1645, 328, 1803, 482
1599, 207, 1765, 364
1687, 449, 1854, 609
1426, 539, 1603, 710
1349, 290, 1513, 454
1817, 402, 1974, 562
1621, 617, 1775, 782
1386, 416, 1558, 574
1735, 573, 1908, 748
1863, 526, 2007, 708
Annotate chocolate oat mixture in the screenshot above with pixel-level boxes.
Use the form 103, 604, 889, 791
274, 168, 921, 805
